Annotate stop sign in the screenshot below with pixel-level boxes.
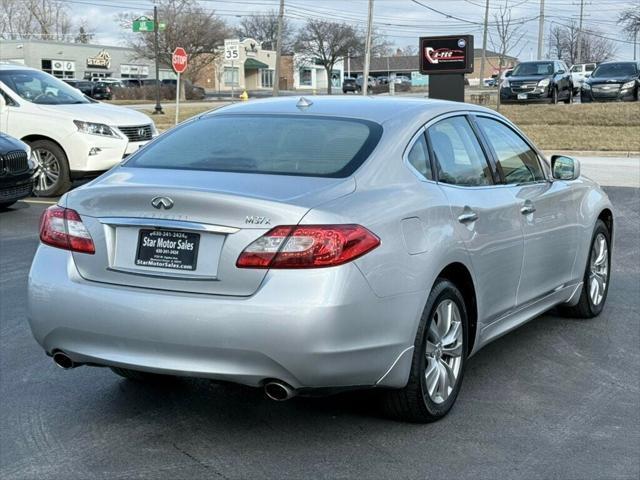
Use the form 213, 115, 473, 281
172, 47, 188, 73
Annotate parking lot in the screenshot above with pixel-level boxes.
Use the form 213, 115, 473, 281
1, 159, 638, 479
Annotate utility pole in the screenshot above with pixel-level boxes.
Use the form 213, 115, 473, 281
272, 0, 284, 96
576, 0, 585, 64
153, 4, 163, 114
362, 0, 374, 95
537, 0, 545, 59
479, 0, 489, 87
635, 29, 638, 61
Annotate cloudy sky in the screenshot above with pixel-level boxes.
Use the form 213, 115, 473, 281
65, 0, 637, 60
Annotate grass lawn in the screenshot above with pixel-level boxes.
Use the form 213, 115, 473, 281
145, 100, 639, 152
496, 103, 640, 152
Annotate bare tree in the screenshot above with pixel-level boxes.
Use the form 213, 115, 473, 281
0, 0, 72, 40
234, 9, 294, 52
489, 1, 526, 109
398, 45, 418, 56
550, 21, 616, 65
74, 20, 93, 44
295, 20, 363, 94
121, 0, 230, 83
618, 4, 640, 38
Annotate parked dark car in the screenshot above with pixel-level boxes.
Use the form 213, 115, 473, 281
63, 79, 113, 100
91, 81, 113, 100
63, 79, 93, 96
161, 79, 206, 100
0, 133, 36, 209
581, 61, 640, 102
342, 77, 358, 93
121, 79, 143, 88
500, 60, 573, 104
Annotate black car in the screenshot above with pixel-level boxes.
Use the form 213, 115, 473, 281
63, 79, 93, 96
342, 77, 358, 93
91, 81, 113, 100
63, 80, 112, 100
581, 61, 640, 102
500, 60, 573, 104
0, 133, 36, 209
160, 79, 206, 100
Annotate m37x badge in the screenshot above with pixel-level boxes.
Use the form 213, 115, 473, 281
245, 216, 271, 225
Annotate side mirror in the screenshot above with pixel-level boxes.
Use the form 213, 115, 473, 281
505, 71, 512, 77
552, 155, 580, 180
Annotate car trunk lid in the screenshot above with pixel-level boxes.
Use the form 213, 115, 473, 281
66, 167, 355, 296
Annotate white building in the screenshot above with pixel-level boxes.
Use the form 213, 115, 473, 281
292, 54, 344, 91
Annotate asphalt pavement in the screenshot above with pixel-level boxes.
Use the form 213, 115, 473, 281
1, 175, 639, 479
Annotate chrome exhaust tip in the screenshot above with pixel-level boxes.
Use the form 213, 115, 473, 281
52, 352, 75, 370
264, 381, 297, 401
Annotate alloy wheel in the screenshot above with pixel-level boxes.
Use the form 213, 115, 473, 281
424, 299, 463, 404
33, 148, 60, 194
589, 233, 609, 306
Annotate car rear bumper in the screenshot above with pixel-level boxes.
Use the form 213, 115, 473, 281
27, 245, 419, 390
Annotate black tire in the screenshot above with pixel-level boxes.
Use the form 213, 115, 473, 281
0, 201, 17, 210
110, 367, 172, 382
551, 87, 559, 104
28, 139, 71, 197
382, 279, 468, 423
559, 219, 611, 318
564, 87, 573, 104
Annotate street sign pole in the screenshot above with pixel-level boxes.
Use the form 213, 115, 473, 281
175, 72, 180, 126
231, 59, 234, 101
153, 5, 163, 115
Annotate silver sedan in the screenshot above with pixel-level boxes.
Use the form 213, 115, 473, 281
27, 97, 613, 422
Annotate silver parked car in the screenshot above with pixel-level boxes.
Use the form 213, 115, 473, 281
27, 97, 613, 422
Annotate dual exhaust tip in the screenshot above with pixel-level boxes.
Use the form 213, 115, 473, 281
52, 353, 297, 401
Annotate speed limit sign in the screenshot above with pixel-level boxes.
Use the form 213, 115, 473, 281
224, 39, 239, 60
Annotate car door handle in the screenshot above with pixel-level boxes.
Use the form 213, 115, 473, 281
458, 209, 478, 224
521, 202, 536, 215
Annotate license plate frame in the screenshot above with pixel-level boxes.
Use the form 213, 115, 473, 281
517, 93, 528, 100
135, 229, 200, 271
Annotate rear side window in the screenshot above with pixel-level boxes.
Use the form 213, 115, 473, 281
427, 116, 492, 186
126, 114, 382, 178
406, 133, 432, 180
475, 117, 545, 184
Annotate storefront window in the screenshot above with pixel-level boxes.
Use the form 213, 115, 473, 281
260, 69, 274, 88
41, 59, 75, 79
224, 67, 239, 86
300, 68, 312, 86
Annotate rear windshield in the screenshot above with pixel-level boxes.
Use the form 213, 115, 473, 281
125, 114, 383, 177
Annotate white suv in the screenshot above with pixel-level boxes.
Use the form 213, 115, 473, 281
0, 64, 156, 196
570, 63, 597, 90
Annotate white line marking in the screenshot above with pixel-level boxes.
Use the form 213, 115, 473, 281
22, 199, 57, 205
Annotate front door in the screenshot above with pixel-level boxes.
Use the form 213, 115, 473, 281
426, 115, 524, 326
473, 115, 578, 305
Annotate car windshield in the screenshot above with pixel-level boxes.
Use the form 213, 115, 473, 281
570, 65, 582, 72
0, 69, 89, 104
592, 63, 637, 77
511, 62, 554, 76
125, 114, 383, 178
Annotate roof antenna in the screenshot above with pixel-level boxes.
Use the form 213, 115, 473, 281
296, 97, 313, 109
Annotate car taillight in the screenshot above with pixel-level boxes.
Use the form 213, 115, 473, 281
39, 205, 95, 254
236, 224, 380, 269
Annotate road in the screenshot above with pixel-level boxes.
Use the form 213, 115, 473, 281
1, 166, 639, 479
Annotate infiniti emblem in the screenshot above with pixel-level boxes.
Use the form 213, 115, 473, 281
151, 196, 174, 210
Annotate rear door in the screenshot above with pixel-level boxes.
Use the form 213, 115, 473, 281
426, 114, 524, 325
473, 114, 579, 305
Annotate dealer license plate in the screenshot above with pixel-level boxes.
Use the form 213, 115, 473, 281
135, 229, 200, 271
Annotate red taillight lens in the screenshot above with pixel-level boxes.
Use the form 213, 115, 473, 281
236, 224, 380, 269
39, 205, 95, 254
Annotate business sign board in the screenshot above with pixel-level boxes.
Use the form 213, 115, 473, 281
419, 35, 474, 74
